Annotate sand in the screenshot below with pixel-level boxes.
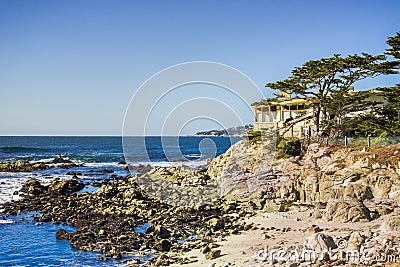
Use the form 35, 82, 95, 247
170, 208, 384, 267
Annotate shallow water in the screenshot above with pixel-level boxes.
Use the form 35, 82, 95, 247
0, 214, 123, 267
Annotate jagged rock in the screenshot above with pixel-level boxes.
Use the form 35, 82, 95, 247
273, 144, 400, 209
0, 160, 49, 172
145, 225, 171, 239
154, 239, 172, 251
205, 249, 221, 260
20, 178, 46, 195
343, 184, 374, 200
68, 229, 96, 250
208, 217, 225, 231
380, 214, 400, 235
307, 224, 322, 234
347, 231, 365, 250
53, 155, 73, 164
48, 179, 84, 195
325, 199, 371, 223
264, 200, 285, 213
305, 233, 337, 252
56, 229, 70, 240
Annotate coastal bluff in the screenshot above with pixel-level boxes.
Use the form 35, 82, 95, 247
209, 140, 400, 222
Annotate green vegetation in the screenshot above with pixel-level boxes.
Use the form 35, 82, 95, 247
262, 33, 399, 138
251, 97, 281, 106
356, 33, 400, 137
275, 138, 301, 159
246, 131, 262, 143
356, 85, 400, 136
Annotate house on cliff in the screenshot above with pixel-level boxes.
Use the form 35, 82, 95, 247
252, 90, 385, 138
252, 92, 316, 138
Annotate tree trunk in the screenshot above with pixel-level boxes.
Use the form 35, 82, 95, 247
315, 106, 321, 133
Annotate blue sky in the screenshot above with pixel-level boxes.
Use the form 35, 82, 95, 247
0, 0, 399, 135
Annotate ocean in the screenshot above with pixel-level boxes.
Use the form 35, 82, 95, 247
0, 136, 240, 266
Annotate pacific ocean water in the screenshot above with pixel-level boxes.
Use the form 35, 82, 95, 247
0, 136, 240, 266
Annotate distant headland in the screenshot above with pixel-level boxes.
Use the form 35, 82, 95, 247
192, 124, 253, 137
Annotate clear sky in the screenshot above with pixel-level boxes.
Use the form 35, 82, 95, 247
0, 0, 399, 135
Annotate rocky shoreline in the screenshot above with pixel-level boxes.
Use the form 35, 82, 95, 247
0, 170, 259, 265
0, 156, 79, 172
2, 141, 400, 266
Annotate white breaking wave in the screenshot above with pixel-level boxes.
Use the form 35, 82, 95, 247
0, 172, 71, 204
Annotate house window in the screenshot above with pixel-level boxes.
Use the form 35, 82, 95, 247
283, 111, 290, 121
256, 113, 262, 122
264, 113, 270, 122
271, 111, 277, 122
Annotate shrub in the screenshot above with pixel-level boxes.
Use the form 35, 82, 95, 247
275, 138, 301, 159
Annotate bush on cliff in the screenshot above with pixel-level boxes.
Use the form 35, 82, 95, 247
275, 138, 301, 159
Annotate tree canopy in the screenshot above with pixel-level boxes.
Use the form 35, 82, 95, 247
386, 32, 400, 60
356, 33, 400, 136
264, 34, 399, 137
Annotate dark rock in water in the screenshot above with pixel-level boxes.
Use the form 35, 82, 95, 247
145, 225, 171, 239
112, 253, 122, 260
56, 229, 69, 240
154, 239, 172, 251
118, 160, 126, 165
48, 179, 85, 195
20, 179, 47, 196
68, 229, 96, 250
53, 155, 73, 164
92, 181, 102, 187
0, 160, 49, 172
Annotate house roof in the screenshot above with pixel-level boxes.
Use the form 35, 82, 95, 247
279, 98, 308, 105
253, 98, 310, 108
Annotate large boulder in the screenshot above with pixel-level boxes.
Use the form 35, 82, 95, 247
48, 179, 84, 195
20, 179, 47, 195
145, 225, 171, 239
347, 231, 365, 250
325, 199, 371, 223
52, 155, 73, 164
55, 229, 70, 240
305, 233, 337, 252
153, 239, 172, 251
380, 213, 400, 235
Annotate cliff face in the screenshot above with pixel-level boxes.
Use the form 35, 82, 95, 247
206, 140, 280, 198
207, 140, 400, 222
276, 143, 400, 203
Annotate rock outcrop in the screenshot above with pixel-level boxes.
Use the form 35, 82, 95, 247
0, 160, 49, 172
252, 142, 400, 222
380, 213, 400, 235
